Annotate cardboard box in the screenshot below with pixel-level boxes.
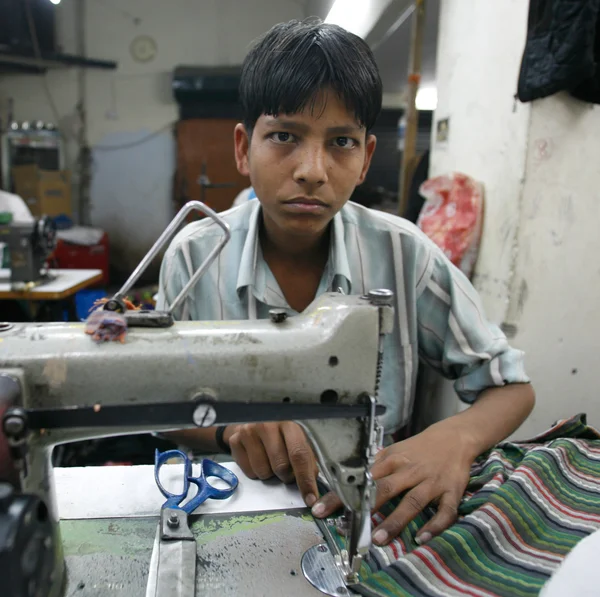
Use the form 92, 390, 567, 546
12, 164, 72, 218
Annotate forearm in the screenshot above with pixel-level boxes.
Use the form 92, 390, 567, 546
430, 382, 535, 459
161, 428, 221, 452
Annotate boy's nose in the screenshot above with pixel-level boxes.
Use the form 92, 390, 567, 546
293, 144, 328, 186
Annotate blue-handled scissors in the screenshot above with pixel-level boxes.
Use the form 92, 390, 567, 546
146, 449, 239, 596
154, 449, 239, 513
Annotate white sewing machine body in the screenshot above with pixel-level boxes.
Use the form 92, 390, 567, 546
0, 290, 392, 596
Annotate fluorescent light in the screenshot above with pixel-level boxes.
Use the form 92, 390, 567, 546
325, 0, 372, 37
416, 87, 438, 111
49, 0, 61, 4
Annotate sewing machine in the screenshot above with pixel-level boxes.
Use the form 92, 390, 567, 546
0, 213, 56, 288
0, 202, 394, 597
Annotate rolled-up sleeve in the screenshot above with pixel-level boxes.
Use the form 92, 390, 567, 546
416, 248, 530, 403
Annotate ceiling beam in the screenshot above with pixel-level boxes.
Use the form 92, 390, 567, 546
309, 0, 416, 48
365, 0, 415, 51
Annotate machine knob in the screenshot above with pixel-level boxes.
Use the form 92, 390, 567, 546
269, 308, 288, 323
367, 289, 394, 306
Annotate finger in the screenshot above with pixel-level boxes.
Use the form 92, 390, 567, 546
282, 422, 318, 507
229, 425, 274, 480
372, 484, 436, 546
313, 466, 418, 519
229, 430, 256, 480
373, 472, 419, 512
243, 426, 276, 480
311, 491, 342, 518
370, 451, 415, 482
312, 472, 422, 521
259, 423, 294, 484
415, 491, 460, 545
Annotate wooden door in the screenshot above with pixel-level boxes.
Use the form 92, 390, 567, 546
174, 119, 250, 218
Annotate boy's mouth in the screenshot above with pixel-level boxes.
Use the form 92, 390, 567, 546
282, 197, 329, 213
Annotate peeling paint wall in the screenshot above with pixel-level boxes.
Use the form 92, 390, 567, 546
429, 0, 600, 437
507, 95, 600, 436
430, 0, 532, 324
424, 0, 531, 431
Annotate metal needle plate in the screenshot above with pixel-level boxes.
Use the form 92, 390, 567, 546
302, 544, 355, 597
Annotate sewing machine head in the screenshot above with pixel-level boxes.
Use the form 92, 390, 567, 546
0, 203, 394, 596
0, 289, 393, 596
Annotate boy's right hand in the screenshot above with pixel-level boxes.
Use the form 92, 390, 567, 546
223, 422, 319, 507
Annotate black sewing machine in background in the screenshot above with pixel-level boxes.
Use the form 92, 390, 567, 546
0, 213, 56, 288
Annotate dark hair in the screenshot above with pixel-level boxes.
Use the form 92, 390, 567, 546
240, 19, 383, 134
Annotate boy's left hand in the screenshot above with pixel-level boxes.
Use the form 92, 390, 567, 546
311, 423, 476, 545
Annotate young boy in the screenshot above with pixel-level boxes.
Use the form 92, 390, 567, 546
156, 19, 534, 547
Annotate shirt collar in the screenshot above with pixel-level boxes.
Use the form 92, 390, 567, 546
236, 201, 261, 294
330, 208, 353, 292
236, 202, 353, 299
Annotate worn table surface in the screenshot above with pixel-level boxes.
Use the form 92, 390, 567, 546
62, 509, 329, 597
0, 268, 103, 300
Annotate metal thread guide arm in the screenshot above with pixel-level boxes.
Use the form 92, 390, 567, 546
104, 200, 231, 315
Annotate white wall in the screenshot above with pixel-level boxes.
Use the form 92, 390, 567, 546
429, 0, 600, 437
0, 0, 304, 275
431, 0, 532, 323
423, 0, 531, 430
507, 95, 600, 435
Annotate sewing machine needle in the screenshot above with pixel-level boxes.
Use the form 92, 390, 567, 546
347, 506, 371, 576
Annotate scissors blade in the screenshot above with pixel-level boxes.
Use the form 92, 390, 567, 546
155, 538, 196, 597
145, 525, 160, 597
146, 509, 197, 597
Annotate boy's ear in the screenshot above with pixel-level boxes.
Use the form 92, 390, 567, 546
357, 134, 377, 185
234, 124, 251, 176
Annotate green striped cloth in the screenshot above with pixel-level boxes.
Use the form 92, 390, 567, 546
326, 414, 600, 597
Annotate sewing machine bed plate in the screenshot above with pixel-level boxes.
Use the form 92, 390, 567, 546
62, 509, 329, 596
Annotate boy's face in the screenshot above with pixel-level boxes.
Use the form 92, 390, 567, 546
234, 90, 377, 239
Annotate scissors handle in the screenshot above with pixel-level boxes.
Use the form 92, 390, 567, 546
154, 449, 239, 514
154, 449, 192, 509
185, 459, 239, 514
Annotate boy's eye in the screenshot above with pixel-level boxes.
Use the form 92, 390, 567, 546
270, 132, 295, 143
334, 137, 357, 149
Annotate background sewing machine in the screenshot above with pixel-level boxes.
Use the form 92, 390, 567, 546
0, 202, 393, 597
0, 211, 57, 288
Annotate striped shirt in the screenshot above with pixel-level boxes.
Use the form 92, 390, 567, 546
156, 200, 529, 432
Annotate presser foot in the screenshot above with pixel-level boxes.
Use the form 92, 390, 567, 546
334, 549, 362, 585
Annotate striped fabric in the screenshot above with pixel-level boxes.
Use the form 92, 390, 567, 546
157, 200, 528, 432
325, 415, 600, 597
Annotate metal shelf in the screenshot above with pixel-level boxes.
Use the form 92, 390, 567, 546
0, 49, 117, 74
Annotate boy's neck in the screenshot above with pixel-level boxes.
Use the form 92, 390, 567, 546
260, 216, 330, 265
